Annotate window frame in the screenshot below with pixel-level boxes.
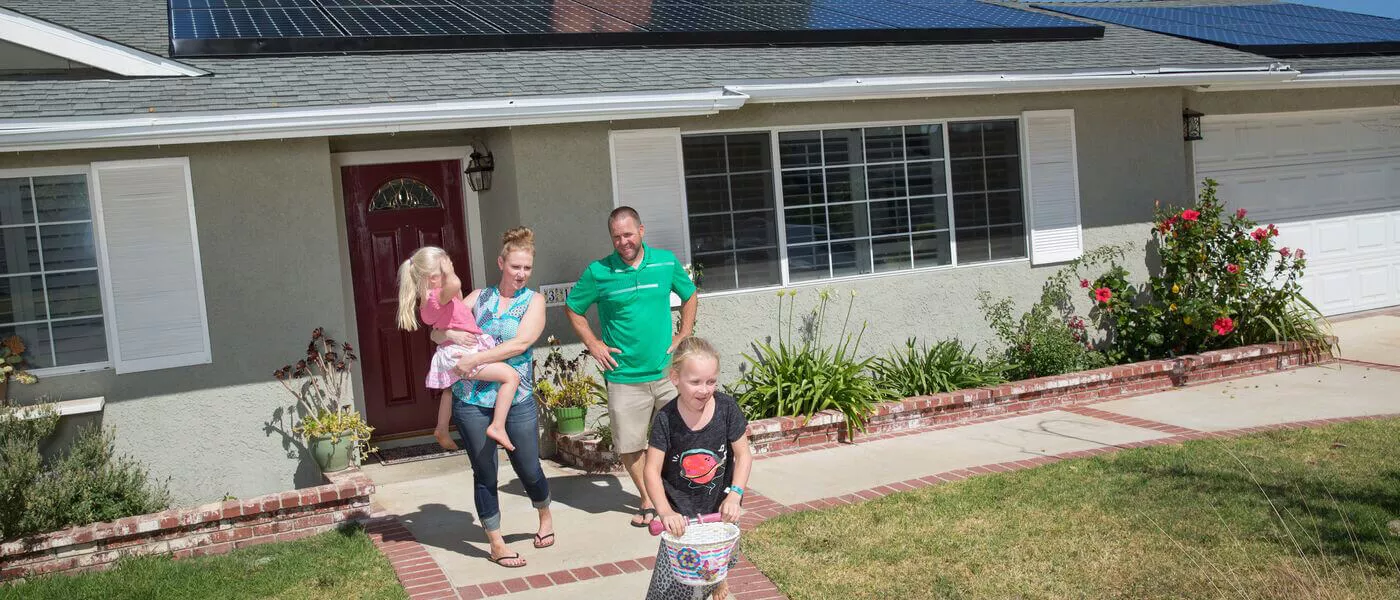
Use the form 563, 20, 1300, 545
679, 116, 1031, 298
0, 165, 113, 377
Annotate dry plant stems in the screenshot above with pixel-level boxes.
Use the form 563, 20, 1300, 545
273, 328, 375, 458
0, 335, 38, 387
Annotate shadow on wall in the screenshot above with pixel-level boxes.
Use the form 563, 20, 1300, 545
263, 405, 340, 490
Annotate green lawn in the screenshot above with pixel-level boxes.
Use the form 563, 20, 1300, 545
0, 524, 406, 600
745, 418, 1400, 600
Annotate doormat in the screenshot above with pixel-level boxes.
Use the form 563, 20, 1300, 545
371, 442, 466, 466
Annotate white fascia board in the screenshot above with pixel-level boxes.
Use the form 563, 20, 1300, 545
1196, 69, 1400, 92
726, 67, 1301, 103
0, 89, 748, 152
7, 396, 105, 421
0, 7, 205, 77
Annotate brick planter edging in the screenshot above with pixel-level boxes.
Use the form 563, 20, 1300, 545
0, 467, 376, 581
554, 341, 1332, 472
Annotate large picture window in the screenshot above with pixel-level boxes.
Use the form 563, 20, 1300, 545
680, 119, 1026, 292
0, 174, 108, 370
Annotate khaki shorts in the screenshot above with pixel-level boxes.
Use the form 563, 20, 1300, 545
606, 379, 677, 455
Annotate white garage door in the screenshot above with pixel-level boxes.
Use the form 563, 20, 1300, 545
1194, 109, 1400, 316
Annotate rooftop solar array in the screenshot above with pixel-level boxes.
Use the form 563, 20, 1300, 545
168, 0, 1105, 57
1038, 2, 1400, 57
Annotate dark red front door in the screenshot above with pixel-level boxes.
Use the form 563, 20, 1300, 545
342, 160, 471, 438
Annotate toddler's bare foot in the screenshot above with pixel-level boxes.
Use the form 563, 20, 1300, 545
434, 428, 458, 451
486, 424, 516, 452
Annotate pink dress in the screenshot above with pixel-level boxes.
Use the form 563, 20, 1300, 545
420, 288, 496, 389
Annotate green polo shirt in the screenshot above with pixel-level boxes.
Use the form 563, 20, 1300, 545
565, 243, 696, 384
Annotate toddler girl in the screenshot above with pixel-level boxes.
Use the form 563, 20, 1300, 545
397, 246, 518, 452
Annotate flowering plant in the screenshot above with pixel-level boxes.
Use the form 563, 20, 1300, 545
534, 336, 603, 410
273, 328, 375, 457
0, 336, 38, 389
1087, 179, 1327, 362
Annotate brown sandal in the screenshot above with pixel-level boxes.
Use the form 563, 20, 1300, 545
533, 532, 555, 549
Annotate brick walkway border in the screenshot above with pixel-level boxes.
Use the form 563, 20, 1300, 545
378, 405, 1400, 600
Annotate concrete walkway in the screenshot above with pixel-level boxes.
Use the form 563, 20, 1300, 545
363, 315, 1400, 600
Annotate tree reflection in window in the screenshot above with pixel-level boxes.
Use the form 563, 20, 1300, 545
369, 178, 440, 211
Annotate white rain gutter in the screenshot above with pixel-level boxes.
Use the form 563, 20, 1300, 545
0, 89, 748, 153
1196, 69, 1400, 92
726, 65, 1301, 103
0, 7, 205, 77
1, 65, 1306, 152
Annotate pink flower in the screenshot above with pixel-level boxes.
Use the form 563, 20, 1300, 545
1094, 287, 1113, 304
1267, 224, 1278, 236
1226, 264, 1239, 274
1294, 248, 1305, 259
1213, 317, 1235, 336
1181, 209, 1201, 222
1235, 208, 1247, 219
1080, 278, 1090, 289
1279, 247, 1291, 257
1251, 228, 1268, 242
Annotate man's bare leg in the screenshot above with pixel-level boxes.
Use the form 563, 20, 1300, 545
621, 449, 653, 526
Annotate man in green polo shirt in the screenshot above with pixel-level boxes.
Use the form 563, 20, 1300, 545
566, 206, 697, 528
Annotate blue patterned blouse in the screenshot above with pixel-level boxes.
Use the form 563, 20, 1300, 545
452, 286, 535, 408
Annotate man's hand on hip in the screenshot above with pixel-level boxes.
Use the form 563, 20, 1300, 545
585, 338, 622, 371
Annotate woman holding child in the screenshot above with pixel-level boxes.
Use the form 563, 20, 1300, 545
428, 227, 555, 569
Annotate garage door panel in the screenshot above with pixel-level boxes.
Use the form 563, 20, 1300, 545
1196, 110, 1400, 316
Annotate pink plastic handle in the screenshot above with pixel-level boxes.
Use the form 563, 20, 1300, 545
649, 512, 722, 536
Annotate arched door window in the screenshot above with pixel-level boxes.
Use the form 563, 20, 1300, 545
369, 178, 441, 211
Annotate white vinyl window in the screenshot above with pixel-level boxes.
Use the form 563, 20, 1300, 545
679, 118, 1030, 291
0, 172, 109, 371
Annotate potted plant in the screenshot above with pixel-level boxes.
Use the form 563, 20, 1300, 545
0, 335, 39, 400
534, 336, 603, 436
273, 328, 375, 472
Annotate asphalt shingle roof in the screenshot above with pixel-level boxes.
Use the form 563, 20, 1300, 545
0, 0, 1386, 121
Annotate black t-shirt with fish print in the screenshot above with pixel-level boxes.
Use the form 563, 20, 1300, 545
648, 392, 748, 518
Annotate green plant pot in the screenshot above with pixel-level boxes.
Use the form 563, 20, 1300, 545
309, 434, 354, 473
553, 406, 586, 435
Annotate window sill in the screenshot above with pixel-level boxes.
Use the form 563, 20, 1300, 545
27, 362, 112, 378
694, 256, 1032, 300
6, 396, 105, 421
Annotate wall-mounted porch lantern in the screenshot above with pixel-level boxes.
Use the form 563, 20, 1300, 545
464, 147, 495, 192
1183, 109, 1204, 141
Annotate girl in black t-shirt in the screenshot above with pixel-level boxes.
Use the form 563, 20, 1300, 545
643, 337, 752, 600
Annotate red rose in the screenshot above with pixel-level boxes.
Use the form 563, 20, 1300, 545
1226, 264, 1239, 274
1294, 248, 1305, 259
1267, 224, 1278, 236
1094, 287, 1113, 303
1235, 208, 1247, 219
1213, 317, 1235, 336
1279, 247, 1290, 257
1080, 278, 1090, 288
1251, 228, 1268, 242
1182, 209, 1200, 222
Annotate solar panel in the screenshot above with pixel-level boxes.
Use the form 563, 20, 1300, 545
168, 0, 1104, 57
1038, 2, 1400, 57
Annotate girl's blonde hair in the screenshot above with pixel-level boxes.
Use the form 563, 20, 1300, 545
670, 336, 720, 373
501, 226, 534, 258
396, 246, 449, 332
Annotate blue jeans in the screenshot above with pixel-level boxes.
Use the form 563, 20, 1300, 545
452, 398, 551, 532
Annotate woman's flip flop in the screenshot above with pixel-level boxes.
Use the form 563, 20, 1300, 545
630, 507, 657, 528
533, 532, 555, 549
487, 552, 526, 568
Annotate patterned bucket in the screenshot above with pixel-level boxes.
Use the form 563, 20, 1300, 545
660, 522, 741, 586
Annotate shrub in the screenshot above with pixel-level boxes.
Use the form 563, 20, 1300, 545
872, 338, 1007, 397
730, 289, 891, 436
0, 400, 170, 541
1086, 180, 1330, 362
978, 247, 1121, 380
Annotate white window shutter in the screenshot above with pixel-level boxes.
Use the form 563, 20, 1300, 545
1022, 110, 1084, 265
91, 158, 211, 373
609, 128, 691, 265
